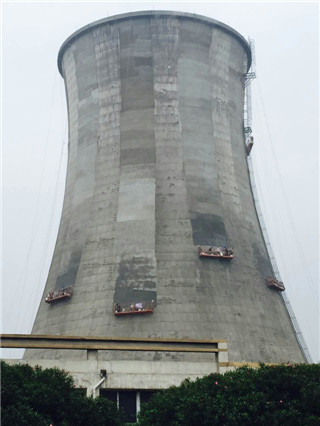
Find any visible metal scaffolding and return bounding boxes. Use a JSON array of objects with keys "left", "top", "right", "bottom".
[{"left": 244, "top": 38, "right": 256, "bottom": 139}]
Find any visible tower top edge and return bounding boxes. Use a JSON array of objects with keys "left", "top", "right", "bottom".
[{"left": 57, "top": 10, "right": 252, "bottom": 75}]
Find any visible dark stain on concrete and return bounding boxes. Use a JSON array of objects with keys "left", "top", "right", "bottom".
[
  {"left": 252, "top": 243, "right": 273, "bottom": 277},
  {"left": 114, "top": 288, "right": 156, "bottom": 305},
  {"left": 134, "top": 56, "right": 153, "bottom": 67},
  {"left": 56, "top": 250, "right": 82, "bottom": 289},
  {"left": 190, "top": 212, "right": 227, "bottom": 246},
  {"left": 114, "top": 256, "right": 157, "bottom": 305}
]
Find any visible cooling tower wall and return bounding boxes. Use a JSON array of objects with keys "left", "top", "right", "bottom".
[{"left": 27, "top": 11, "right": 305, "bottom": 364}]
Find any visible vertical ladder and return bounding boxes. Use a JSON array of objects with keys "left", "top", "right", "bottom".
[{"left": 244, "top": 38, "right": 256, "bottom": 141}]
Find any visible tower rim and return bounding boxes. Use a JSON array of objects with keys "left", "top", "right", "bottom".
[{"left": 57, "top": 10, "right": 252, "bottom": 76}]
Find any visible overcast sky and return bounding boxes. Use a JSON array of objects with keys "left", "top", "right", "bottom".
[{"left": 2, "top": 1, "right": 319, "bottom": 362}]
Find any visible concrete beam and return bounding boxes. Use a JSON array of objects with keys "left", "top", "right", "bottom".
[
  {"left": 219, "top": 361, "right": 277, "bottom": 368},
  {"left": 1, "top": 334, "right": 227, "bottom": 353}
]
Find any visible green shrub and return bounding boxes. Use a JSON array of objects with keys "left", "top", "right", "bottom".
[
  {"left": 138, "top": 364, "right": 320, "bottom": 426},
  {"left": 1, "top": 361, "right": 124, "bottom": 426},
  {"left": 3, "top": 361, "right": 319, "bottom": 426}
]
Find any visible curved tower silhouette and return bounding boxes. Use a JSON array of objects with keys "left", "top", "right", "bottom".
[{"left": 26, "top": 11, "right": 305, "bottom": 368}]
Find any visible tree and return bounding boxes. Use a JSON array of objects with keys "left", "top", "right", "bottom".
[
  {"left": 138, "top": 364, "right": 320, "bottom": 426},
  {"left": 1, "top": 361, "right": 124, "bottom": 426}
]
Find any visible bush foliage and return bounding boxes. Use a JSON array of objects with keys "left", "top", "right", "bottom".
[
  {"left": 2, "top": 361, "right": 319, "bottom": 425},
  {"left": 1, "top": 361, "right": 124, "bottom": 426},
  {"left": 138, "top": 364, "right": 320, "bottom": 426}
]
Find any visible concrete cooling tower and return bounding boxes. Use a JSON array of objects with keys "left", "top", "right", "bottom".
[{"left": 25, "top": 11, "right": 305, "bottom": 407}]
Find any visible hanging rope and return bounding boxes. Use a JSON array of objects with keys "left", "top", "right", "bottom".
[
  {"left": 10, "top": 72, "right": 69, "bottom": 362},
  {"left": 11, "top": 72, "right": 58, "bottom": 340},
  {"left": 252, "top": 79, "right": 317, "bottom": 299},
  {"left": 29, "top": 119, "right": 68, "bottom": 329}
]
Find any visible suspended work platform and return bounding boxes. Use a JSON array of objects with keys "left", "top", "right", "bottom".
[
  {"left": 246, "top": 136, "right": 254, "bottom": 156},
  {"left": 198, "top": 246, "right": 234, "bottom": 260},
  {"left": 114, "top": 301, "right": 154, "bottom": 316},
  {"left": 266, "top": 276, "right": 285, "bottom": 291},
  {"left": 45, "top": 287, "right": 73, "bottom": 303}
]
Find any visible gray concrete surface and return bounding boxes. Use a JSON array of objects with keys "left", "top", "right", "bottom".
[
  {"left": 25, "top": 11, "right": 305, "bottom": 370},
  {"left": 5, "top": 356, "right": 220, "bottom": 395}
]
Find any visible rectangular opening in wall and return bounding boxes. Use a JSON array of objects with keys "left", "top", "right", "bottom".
[
  {"left": 100, "top": 389, "right": 118, "bottom": 404},
  {"left": 100, "top": 389, "right": 159, "bottom": 422},
  {"left": 140, "top": 390, "right": 157, "bottom": 405},
  {"left": 119, "top": 391, "right": 136, "bottom": 423}
]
